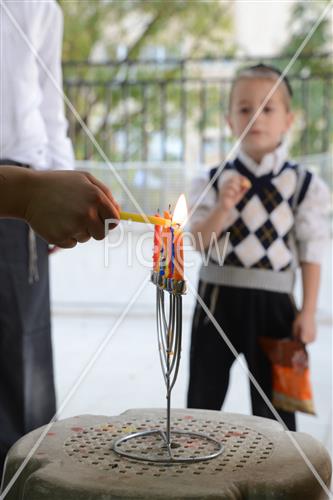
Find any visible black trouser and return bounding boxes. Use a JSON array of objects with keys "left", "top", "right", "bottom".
[
  {"left": 187, "top": 281, "right": 296, "bottom": 431},
  {"left": 0, "top": 162, "right": 56, "bottom": 476}
]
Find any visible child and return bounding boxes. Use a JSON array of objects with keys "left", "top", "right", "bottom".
[{"left": 187, "top": 64, "right": 330, "bottom": 431}]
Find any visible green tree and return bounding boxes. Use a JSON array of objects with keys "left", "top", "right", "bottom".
[
  {"left": 58, "top": 0, "right": 234, "bottom": 161},
  {"left": 60, "top": 1, "right": 234, "bottom": 64},
  {"left": 278, "top": 0, "right": 333, "bottom": 157}
]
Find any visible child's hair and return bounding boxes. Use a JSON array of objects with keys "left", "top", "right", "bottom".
[{"left": 229, "top": 63, "right": 293, "bottom": 111}]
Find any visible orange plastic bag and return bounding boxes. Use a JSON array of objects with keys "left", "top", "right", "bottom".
[{"left": 259, "top": 337, "right": 315, "bottom": 415}]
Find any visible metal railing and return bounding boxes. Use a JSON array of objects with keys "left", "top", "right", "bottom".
[
  {"left": 76, "top": 152, "right": 331, "bottom": 214},
  {"left": 63, "top": 57, "right": 333, "bottom": 166}
]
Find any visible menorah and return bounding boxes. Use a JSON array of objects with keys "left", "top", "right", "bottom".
[{"left": 113, "top": 199, "right": 224, "bottom": 463}]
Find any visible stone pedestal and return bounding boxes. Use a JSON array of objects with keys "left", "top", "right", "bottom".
[{"left": 1, "top": 409, "right": 331, "bottom": 499}]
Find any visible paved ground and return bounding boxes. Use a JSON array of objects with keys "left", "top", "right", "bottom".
[{"left": 50, "top": 232, "right": 332, "bottom": 458}]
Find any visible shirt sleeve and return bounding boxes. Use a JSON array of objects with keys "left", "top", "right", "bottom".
[
  {"left": 37, "top": 2, "right": 74, "bottom": 170},
  {"left": 294, "top": 173, "right": 331, "bottom": 263},
  {"left": 187, "top": 174, "right": 216, "bottom": 230},
  {"left": 187, "top": 169, "right": 240, "bottom": 231}
]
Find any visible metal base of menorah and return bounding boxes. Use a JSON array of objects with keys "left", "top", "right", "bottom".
[{"left": 112, "top": 429, "right": 224, "bottom": 463}]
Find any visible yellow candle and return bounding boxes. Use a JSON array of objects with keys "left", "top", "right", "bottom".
[{"left": 120, "top": 211, "right": 171, "bottom": 227}]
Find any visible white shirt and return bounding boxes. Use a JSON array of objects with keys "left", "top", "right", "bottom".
[
  {"left": 0, "top": 0, "right": 74, "bottom": 170},
  {"left": 189, "top": 144, "right": 330, "bottom": 264}
]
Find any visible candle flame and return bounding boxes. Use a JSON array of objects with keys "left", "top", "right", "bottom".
[{"left": 172, "top": 194, "right": 187, "bottom": 227}]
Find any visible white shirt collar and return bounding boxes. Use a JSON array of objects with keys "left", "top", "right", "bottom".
[{"left": 237, "top": 141, "right": 289, "bottom": 177}]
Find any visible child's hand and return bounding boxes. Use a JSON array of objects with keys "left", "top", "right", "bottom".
[
  {"left": 292, "top": 310, "right": 317, "bottom": 344},
  {"left": 218, "top": 175, "right": 251, "bottom": 211}
]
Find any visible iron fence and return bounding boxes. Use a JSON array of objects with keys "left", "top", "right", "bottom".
[
  {"left": 75, "top": 152, "right": 331, "bottom": 214},
  {"left": 63, "top": 57, "right": 333, "bottom": 167}
]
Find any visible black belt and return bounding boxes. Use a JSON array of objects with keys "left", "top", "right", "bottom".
[{"left": 0, "top": 159, "right": 30, "bottom": 168}]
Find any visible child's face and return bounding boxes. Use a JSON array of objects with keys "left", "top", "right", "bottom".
[{"left": 228, "top": 78, "right": 293, "bottom": 162}]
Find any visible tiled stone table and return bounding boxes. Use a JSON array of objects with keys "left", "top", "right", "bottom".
[{"left": 1, "top": 409, "right": 331, "bottom": 499}]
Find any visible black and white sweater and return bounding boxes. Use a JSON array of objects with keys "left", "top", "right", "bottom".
[{"left": 189, "top": 144, "right": 330, "bottom": 293}]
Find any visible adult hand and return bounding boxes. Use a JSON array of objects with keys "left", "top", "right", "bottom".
[
  {"left": 24, "top": 170, "right": 120, "bottom": 248},
  {"left": 218, "top": 174, "right": 251, "bottom": 212},
  {"left": 292, "top": 310, "right": 317, "bottom": 344}
]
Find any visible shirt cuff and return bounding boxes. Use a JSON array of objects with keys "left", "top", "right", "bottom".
[{"left": 298, "top": 239, "right": 328, "bottom": 264}]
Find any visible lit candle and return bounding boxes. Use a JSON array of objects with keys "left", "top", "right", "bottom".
[
  {"left": 173, "top": 227, "right": 184, "bottom": 281},
  {"left": 172, "top": 195, "right": 187, "bottom": 282},
  {"left": 153, "top": 213, "right": 162, "bottom": 273},
  {"left": 169, "top": 226, "right": 175, "bottom": 279},
  {"left": 163, "top": 210, "right": 172, "bottom": 279}
]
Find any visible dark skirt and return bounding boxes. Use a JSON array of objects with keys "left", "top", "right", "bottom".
[
  {"left": 0, "top": 219, "right": 56, "bottom": 472},
  {"left": 187, "top": 281, "right": 296, "bottom": 431}
]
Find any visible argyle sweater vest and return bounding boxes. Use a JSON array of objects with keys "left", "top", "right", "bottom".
[{"left": 209, "top": 159, "right": 312, "bottom": 272}]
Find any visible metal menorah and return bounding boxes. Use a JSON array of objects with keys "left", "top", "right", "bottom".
[{"left": 112, "top": 272, "right": 224, "bottom": 464}]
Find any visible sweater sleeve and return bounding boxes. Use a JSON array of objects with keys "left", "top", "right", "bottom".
[{"left": 294, "top": 173, "right": 331, "bottom": 263}]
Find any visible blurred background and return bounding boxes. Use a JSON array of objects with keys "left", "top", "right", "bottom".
[{"left": 52, "top": 0, "right": 332, "bottom": 456}]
